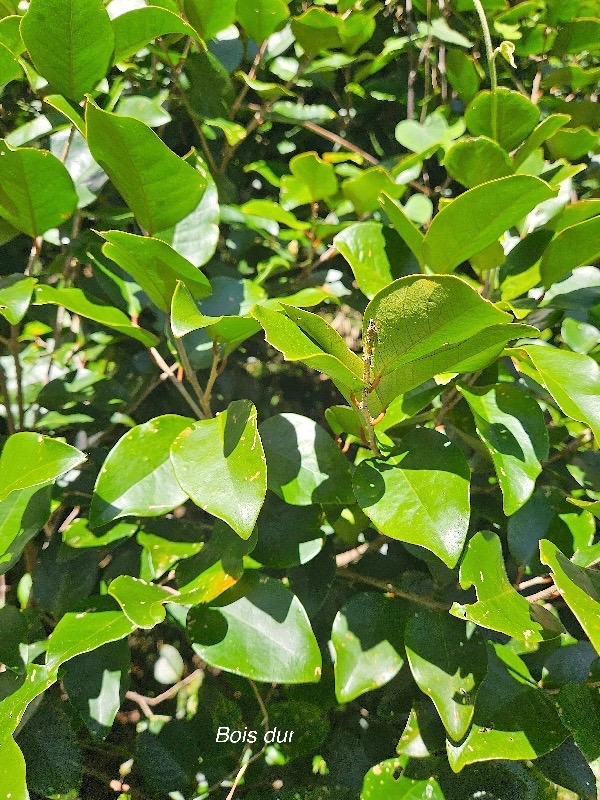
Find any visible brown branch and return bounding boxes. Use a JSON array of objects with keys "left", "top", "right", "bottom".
[
  {"left": 336, "top": 535, "right": 387, "bottom": 568},
  {"left": 149, "top": 346, "right": 204, "bottom": 419},
  {"left": 9, "top": 325, "right": 24, "bottom": 429},
  {"left": 126, "top": 669, "right": 202, "bottom": 718},
  {"left": 0, "top": 362, "right": 16, "bottom": 435},
  {"left": 338, "top": 568, "right": 452, "bottom": 611}
]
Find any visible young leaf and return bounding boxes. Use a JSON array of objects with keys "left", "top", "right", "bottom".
[
  {"left": 34, "top": 284, "right": 158, "bottom": 347},
  {"left": 85, "top": 100, "right": 206, "bottom": 235},
  {"left": 170, "top": 400, "right": 267, "bottom": 539},
  {"left": 259, "top": 413, "right": 354, "bottom": 506},
  {"left": 405, "top": 611, "right": 487, "bottom": 740},
  {"left": 100, "top": 230, "right": 211, "bottom": 312},
  {"left": 108, "top": 576, "right": 174, "bottom": 628},
  {"left": 450, "top": 531, "right": 565, "bottom": 642},
  {"left": 21, "top": 0, "right": 114, "bottom": 101},
  {"left": 512, "top": 113, "right": 570, "bottom": 168},
  {"left": 352, "top": 428, "right": 470, "bottom": 568},
  {"left": 422, "top": 176, "right": 555, "bottom": 274},
  {"left": 90, "top": 415, "right": 193, "bottom": 527},
  {"left": 0, "top": 275, "right": 37, "bottom": 325},
  {"left": 334, "top": 222, "right": 396, "bottom": 299},
  {"left": 0, "top": 140, "right": 78, "bottom": 236},
  {"left": 514, "top": 345, "right": 600, "bottom": 442},
  {"left": 188, "top": 572, "right": 321, "bottom": 683},
  {"left": 331, "top": 593, "right": 407, "bottom": 703},
  {"left": 459, "top": 384, "right": 549, "bottom": 515},
  {"left": 540, "top": 540, "right": 600, "bottom": 653},
  {"left": 0, "top": 433, "right": 85, "bottom": 502}
]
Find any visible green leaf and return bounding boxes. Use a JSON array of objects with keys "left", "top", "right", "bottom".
[
  {"left": 363, "top": 275, "right": 535, "bottom": 410},
  {"left": 62, "top": 641, "right": 131, "bottom": 739},
  {"left": 540, "top": 216, "right": 600, "bottom": 287},
  {"left": 90, "top": 415, "right": 193, "bottom": 527},
  {"left": 45, "top": 596, "right": 136, "bottom": 671},
  {"left": 188, "top": 572, "right": 322, "bottom": 683},
  {"left": 342, "top": 167, "right": 404, "bottom": 215},
  {"left": 259, "top": 412, "right": 352, "bottom": 507},
  {"left": 251, "top": 493, "right": 323, "bottom": 568},
  {"left": 43, "top": 93, "right": 85, "bottom": 135},
  {"left": 331, "top": 593, "right": 406, "bottom": 703},
  {"left": 450, "top": 531, "right": 565, "bottom": 642},
  {"left": 34, "top": 284, "right": 158, "bottom": 347},
  {"left": 555, "top": 683, "right": 600, "bottom": 763},
  {"left": 238, "top": 0, "right": 289, "bottom": 43},
  {"left": 378, "top": 192, "right": 425, "bottom": 268},
  {"left": 512, "top": 113, "right": 571, "bottom": 168},
  {"left": 422, "top": 176, "right": 555, "bottom": 274},
  {"left": 0, "top": 485, "right": 51, "bottom": 575},
  {"left": 291, "top": 7, "right": 342, "bottom": 56},
  {"left": 0, "top": 433, "right": 85, "bottom": 503},
  {"left": 334, "top": 222, "right": 396, "bottom": 300},
  {"left": 252, "top": 304, "right": 365, "bottom": 395},
  {"left": 63, "top": 518, "right": 136, "bottom": 549},
  {"left": 108, "top": 575, "right": 173, "bottom": 628},
  {"left": 111, "top": 6, "right": 196, "bottom": 62},
  {"left": 280, "top": 151, "right": 338, "bottom": 209},
  {"left": 447, "top": 643, "right": 568, "bottom": 771},
  {"left": 361, "top": 755, "right": 445, "bottom": 799},
  {"left": 21, "top": 0, "right": 114, "bottom": 101},
  {"left": 241, "top": 199, "right": 310, "bottom": 230},
  {"left": 540, "top": 540, "right": 600, "bottom": 654},
  {"left": 0, "top": 737, "right": 28, "bottom": 800},
  {"left": 100, "top": 230, "right": 211, "bottom": 312},
  {"left": 183, "top": 0, "right": 236, "bottom": 40},
  {"left": 185, "top": 50, "right": 235, "bottom": 119},
  {"left": 395, "top": 111, "right": 450, "bottom": 153},
  {"left": 465, "top": 88, "right": 540, "bottom": 151},
  {"left": 0, "top": 40, "right": 21, "bottom": 85},
  {"left": 445, "top": 49, "right": 480, "bottom": 104},
  {"left": 0, "top": 274, "right": 36, "bottom": 325},
  {"left": 85, "top": 100, "right": 206, "bottom": 235},
  {"left": 170, "top": 400, "right": 267, "bottom": 539},
  {"left": 352, "top": 428, "right": 470, "bottom": 568},
  {"left": 405, "top": 611, "right": 487, "bottom": 740},
  {"left": 515, "top": 345, "right": 600, "bottom": 443},
  {"left": 156, "top": 155, "right": 220, "bottom": 268},
  {"left": 444, "top": 137, "right": 514, "bottom": 188},
  {"left": 459, "top": 384, "right": 549, "bottom": 515},
  {"left": 0, "top": 140, "right": 78, "bottom": 236},
  {"left": 170, "top": 280, "right": 220, "bottom": 338}
]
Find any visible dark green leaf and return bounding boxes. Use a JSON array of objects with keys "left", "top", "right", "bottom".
[
  {"left": 111, "top": 6, "right": 196, "bottom": 62},
  {"left": 238, "top": 0, "right": 289, "bottom": 43},
  {"left": 444, "top": 137, "right": 514, "bottom": 188},
  {"left": 465, "top": 88, "right": 540, "bottom": 151}
]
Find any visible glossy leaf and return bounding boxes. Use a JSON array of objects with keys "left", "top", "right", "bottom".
[
  {"left": 0, "top": 433, "right": 85, "bottom": 503},
  {"left": 459, "top": 384, "right": 549, "bottom": 515},
  {"left": 90, "top": 415, "right": 193, "bottom": 527},
  {"left": 183, "top": 0, "right": 236, "bottom": 40},
  {"left": 0, "top": 737, "right": 28, "bottom": 800},
  {"left": 540, "top": 216, "right": 600, "bottom": 287},
  {"left": 450, "top": 531, "right": 565, "bottom": 642},
  {"left": 515, "top": 345, "right": 600, "bottom": 443},
  {"left": 34, "top": 284, "right": 158, "bottom": 346},
  {"left": 280, "top": 151, "right": 337, "bottom": 208},
  {"left": 379, "top": 192, "right": 425, "bottom": 268},
  {"left": 100, "top": 230, "right": 211, "bottom": 312},
  {"left": 0, "top": 485, "right": 51, "bottom": 575},
  {"left": 361, "top": 755, "right": 445, "bottom": 800},
  {"left": 291, "top": 7, "right": 342, "bottom": 56},
  {"left": 353, "top": 428, "right": 470, "bottom": 568},
  {"left": 170, "top": 280, "right": 220, "bottom": 338},
  {"left": 333, "top": 222, "right": 396, "bottom": 299},
  {"left": 111, "top": 6, "right": 196, "bottom": 62},
  {"left": 188, "top": 572, "right": 322, "bottom": 683},
  {"left": 0, "top": 140, "right": 78, "bottom": 236},
  {"left": 171, "top": 400, "right": 267, "bottom": 539},
  {"left": 405, "top": 611, "right": 487, "bottom": 740},
  {"left": 108, "top": 575, "right": 173, "bottom": 628},
  {"left": 422, "top": 176, "right": 555, "bottom": 274},
  {"left": 540, "top": 540, "right": 600, "bottom": 653},
  {"left": 512, "top": 113, "right": 571, "bottom": 168},
  {"left": 21, "top": 0, "right": 114, "bottom": 101},
  {"left": 260, "top": 413, "right": 353, "bottom": 506},
  {"left": 85, "top": 100, "right": 206, "bottom": 235},
  {"left": 331, "top": 593, "right": 407, "bottom": 703},
  {"left": 0, "top": 275, "right": 36, "bottom": 325},
  {"left": 447, "top": 643, "right": 568, "bottom": 771}
]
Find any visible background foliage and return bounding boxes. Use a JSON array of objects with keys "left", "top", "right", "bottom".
[{"left": 0, "top": 0, "right": 599, "bottom": 798}]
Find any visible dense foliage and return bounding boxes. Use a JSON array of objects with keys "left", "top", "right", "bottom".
[{"left": 0, "top": 0, "right": 599, "bottom": 798}]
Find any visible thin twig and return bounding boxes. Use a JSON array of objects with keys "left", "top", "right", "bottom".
[
  {"left": 472, "top": 0, "right": 498, "bottom": 139},
  {"left": 525, "top": 584, "right": 561, "bottom": 603},
  {"left": 202, "top": 343, "right": 221, "bottom": 418},
  {"left": 149, "top": 347, "right": 204, "bottom": 418},
  {"left": 126, "top": 669, "right": 202, "bottom": 718},
  {"left": 338, "top": 568, "right": 452, "bottom": 611},
  {"left": 174, "top": 338, "right": 212, "bottom": 418},
  {"left": 336, "top": 535, "right": 387, "bottom": 568},
  {"left": 301, "top": 121, "right": 378, "bottom": 164},
  {"left": 9, "top": 325, "right": 25, "bottom": 429},
  {"left": 249, "top": 680, "right": 269, "bottom": 729},
  {"left": 0, "top": 362, "right": 16, "bottom": 435}
]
